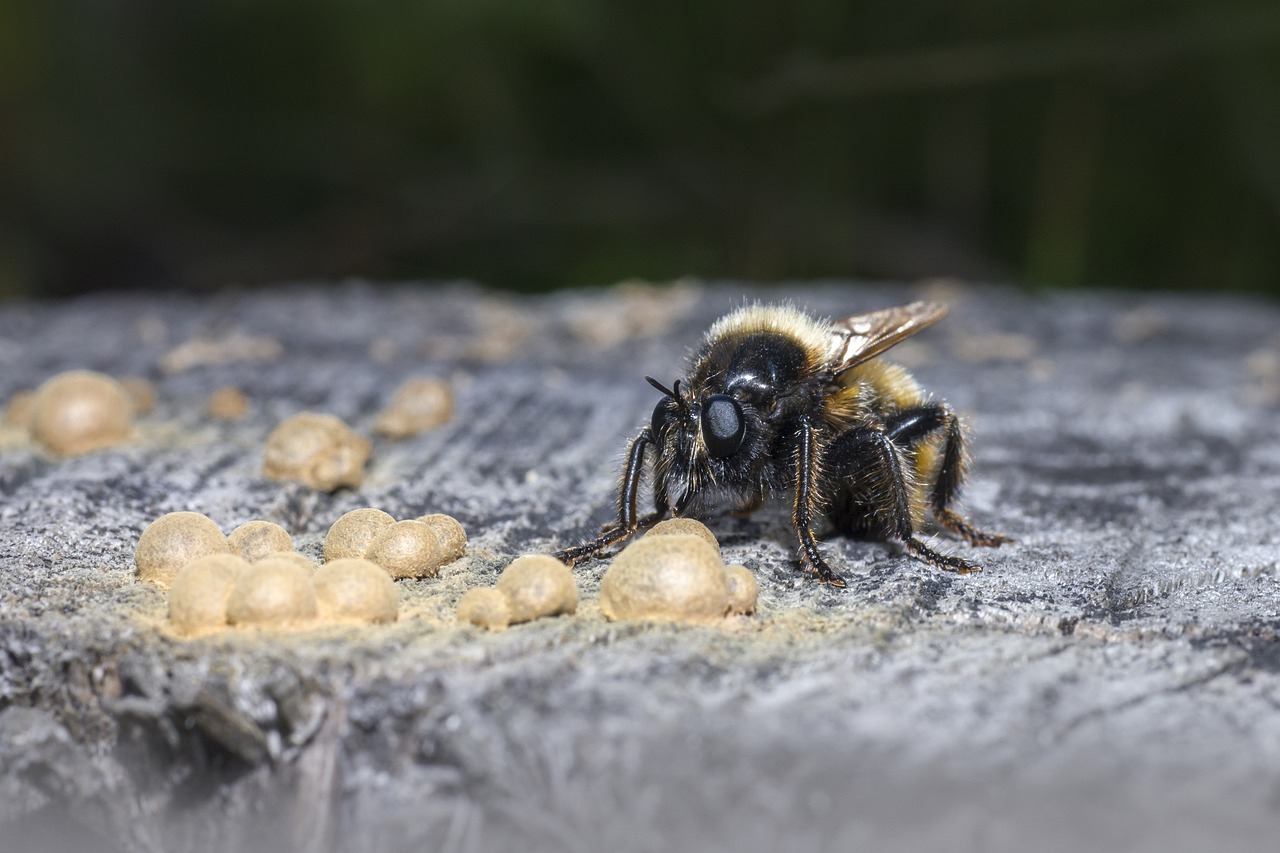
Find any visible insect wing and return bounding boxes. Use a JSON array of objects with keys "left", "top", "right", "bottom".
[{"left": 830, "top": 301, "right": 948, "bottom": 373}]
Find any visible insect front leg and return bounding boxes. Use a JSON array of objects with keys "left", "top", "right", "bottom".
[
  {"left": 555, "top": 427, "right": 656, "bottom": 567},
  {"left": 884, "top": 404, "right": 1010, "bottom": 547},
  {"left": 637, "top": 478, "right": 670, "bottom": 529},
  {"left": 792, "top": 416, "right": 846, "bottom": 588}
]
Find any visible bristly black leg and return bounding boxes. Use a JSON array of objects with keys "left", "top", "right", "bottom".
[
  {"left": 832, "top": 422, "right": 982, "bottom": 575},
  {"left": 832, "top": 424, "right": 915, "bottom": 540},
  {"left": 793, "top": 416, "right": 846, "bottom": 587},
  {"left": 903, "top": 536, "right": 981, "bottom": 574},
  {"left": 884, "top": 405, "right": 947, "bottom": 444},
  {"left": 555, "top": 427, "right": 655, "bottom": 566},
  {"left": 882, "top": 404, "right": 1011, "bottom": 548}
]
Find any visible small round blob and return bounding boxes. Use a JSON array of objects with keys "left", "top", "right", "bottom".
[
  {"left": 323, "top": 508, "right": 396, "bottom": 562},
  {"left": 262, "top": 411, "right": 371, "bottom": 492},
  {"left": 364, "top": 519, "right": 443, "bottom": 579},
  {"left": 644, "top": 517, "right": 721, "bottom": 559},
  {"left": 3, "top": 389, "right": 34, "bottom": 428},
  {"left": 135, "top": 511, "right": 231, "bottom": 587},
  {"left": 228, "top": 520, "right": 294, "bottom": 563},
  {"left": 496, "top": 555, "right": 578, "bottom": 624},
  {"left": 374, "top": 377, "right": 454, "bottom": 439},
  {"left": 119, "top": 376, "right": 157, "bottom": 415},
  {"left": 30, "top": 370, "right": 134, "bottom": 456},
  {"left": 456, "top": 587, "right": 511, "bottom": 631},
  {"left": 206, "top": 385, "right": 249, "bottom": 420},
  {"left": 416, "top": 513, "right": 468, "bottom": 564},
  {"left": 313, "top": 558, "right": 398, "bottom": 623},
  {"left": 724, "top": 565, "right": 758, "bottom": 616},
  {"left": 600, "top": 535, "right": 729, "bottom": 623},
  {"left": 226, "top": 556, "right": 317, "bottom": 626},
  {"left": 168, "top": 554, "right": 249, "bottom": 634},
  {"left": 268, "top": 551, "right": 318, "bottom": 573}
]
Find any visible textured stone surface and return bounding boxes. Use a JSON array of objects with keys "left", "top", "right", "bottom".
[{"left": 2, "top": 281, "right": 1279, "bottom": 852}]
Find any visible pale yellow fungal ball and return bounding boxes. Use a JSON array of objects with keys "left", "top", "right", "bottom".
[
  {"left": 3, "top": 389, "right": 35, "bottom": 428},
  {"left": 262, "top": 411, "right": 371, "bottom": 491},
  {"left": 168, "top": 554, "right": 249, "bottom": 633},
  {"left": 268, "top": 551, "right": 318, "bottom": 573},
  {"left": 226, "top": 556, "right": 317, "bottom": 626},
  {"left": 456, "top": 587, "right": 511, "bottom": 630},
  {"left": 118, "top": 376, "right": 157, "bottom": 415},
  {"left": 496, "top": 555, "right": 578, "bottom": 624},
  {"left": 644, "top": 517, "right": 721, "bottom": 558},
  {"left": 415, "top": 513, "right": 467, "bottom": 564},
  {"left": 135, "top": 511, "right": 230, "bottom": 587},
  {"left": 206, "top": 385, "right": 249, "bottom": 420},
  {"left": 323, "top": 508, "right": 396, "bottom": 562},
  {"left": 30, "top": 370, "right": 134, "bottom": 456},
  {"left": 724, "top": 565, "right": 758, "bottom": 616},
  {"left": 364, "top": 519, "right": 443, "bottom": 579},
  {"left": 228, "top": 520, "right": 294, "bottom": 563},
  {"left": 600, "top": 535, "right": 729, "bottom": 623},
  {"left": 374, "top": 377, "right": 454, "bottom": 439},
  {"left": 313, "top": 558, "right": 399, "bottom": 623}
]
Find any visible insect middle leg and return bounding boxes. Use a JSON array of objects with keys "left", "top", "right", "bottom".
[
  {"left": 884, "top": 404, "right": 1010, "bottom": 547},
  {"left": 555, "top": 427, "right": 660, "bottom": 566},
  {"left": 792, "top": 416, "right": 846, "bottom": 587}
]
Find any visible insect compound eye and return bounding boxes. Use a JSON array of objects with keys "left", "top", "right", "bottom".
[
  {"left": 650, "top": 396, "right": 677, "bottom": 439},
  {"left": 701, "top": 394, "right": 746, "bottom": 459}
]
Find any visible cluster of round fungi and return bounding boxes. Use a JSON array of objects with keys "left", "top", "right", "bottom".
[
  {"left": 457, "top": 555, "right": 579, "bottom": 630},
  {"left": 324, "top": 508, "right": 466, "bottom": 579},
  {"left": 374, "top": 376, "right": 454, "bottom": 439},
  {"left": 205, "top": 385, "right": 249, "bottom": 420},
  {"left": 263, "top": 412, "right": 372, "bottom": 492},
  {"left": 599, "top": 519, "right": 757, "bottom": 623},
  {"left": 261, "top": 379, "right": 455, "bottom": 491},
  {"left": 137, "top": 507, "right": 467, "bottom": 634},
  {"left": 19, "top": 366, "right": 763, "bottom": 634},
  {"left": 458, "top": 518, "right": 756, "bottom": 630},
  {"left": 6, "top": 370, "right": 156, "bottom": 456}
]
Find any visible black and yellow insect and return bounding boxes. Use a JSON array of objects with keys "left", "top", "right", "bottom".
[{"left": 556, "top": 301, "right": 1009, "bottom": 586}]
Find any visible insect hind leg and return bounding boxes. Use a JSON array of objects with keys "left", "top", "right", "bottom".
[
  {"left": 827, "top": 423, "right": 981, "bottom": 574},
  {"left": 884, "top": 404, "right": 1010, "bottom": 548}
]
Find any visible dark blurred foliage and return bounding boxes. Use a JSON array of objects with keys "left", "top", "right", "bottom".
[{"left": 2, "top": 0, "right": 1279, "bottom": 300}]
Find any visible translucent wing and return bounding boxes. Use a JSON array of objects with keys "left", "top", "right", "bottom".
[{"left": 830, "top": 301, "right": 948, "bottom": 373}]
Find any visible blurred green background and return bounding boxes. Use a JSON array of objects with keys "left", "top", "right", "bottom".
[{"left": 2, "top": 0, "right": 1279, "bottom": 300}]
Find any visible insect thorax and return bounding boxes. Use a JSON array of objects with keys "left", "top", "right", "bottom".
[{"left": 691, "top": 328, "right": 825, "bottom": 408}]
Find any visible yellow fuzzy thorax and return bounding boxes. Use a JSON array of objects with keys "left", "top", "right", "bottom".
[{"left": 705, "top": 303, "right": 842, "bottom": 367}]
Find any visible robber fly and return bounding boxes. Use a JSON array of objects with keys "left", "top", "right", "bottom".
[{"left": 555, "top": 302, "right": 1009, "bottom": 586}]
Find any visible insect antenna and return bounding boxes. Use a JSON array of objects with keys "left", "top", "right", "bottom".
[
  {"left": 645, "top": 375, "right": 676, "bottom": 397},
  {"left": 645, "top": 376, "right": 689, "bottom": 411}
]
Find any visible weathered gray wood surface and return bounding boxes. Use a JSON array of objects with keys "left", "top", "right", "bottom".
[{"left": 2, "top": 281, "right": 1279, "bottom": 852}]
